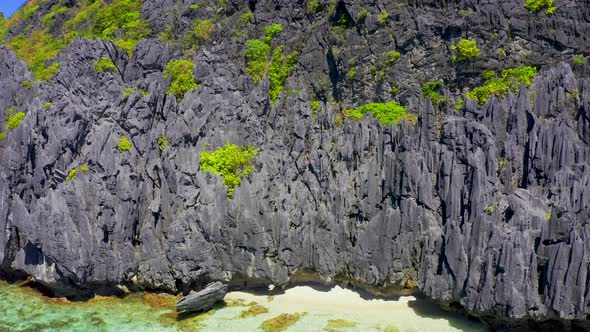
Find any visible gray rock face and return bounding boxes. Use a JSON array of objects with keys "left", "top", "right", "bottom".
[
  {"left": 0, "top": 0, "right": 589, "bottom": 330},
  {"left": 176, "top": 281, "right": 228, "bottom": 313}
]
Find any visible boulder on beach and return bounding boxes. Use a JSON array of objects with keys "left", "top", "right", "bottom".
[{"left": 176, "top": 282, "right": 228, "bottom": 314}]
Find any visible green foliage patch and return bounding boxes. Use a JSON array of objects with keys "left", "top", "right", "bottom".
[
  {"left": 245, "top": 24, "right": 299, "bottom": 104},
  {"left": 421, "top": 81, "right": 449, "bottom": 110},
  {"left": 7, "top": 112, "right": 26, "bottom": 130},
  {"left": 158, "top": 136, "right": 168, "bottom": 151},
  {"left": 67, "top": 168, "right": 78, "bottom": 182},
  {"left": 8, "top": 31, "right": 64, "bottom": 80},
  {"left": 122, "top": 87, "right": 135, "bottom": 97},
  {"left": 94, "top": 57, "right": 117, "bottom": 73},
  {"left": 182, "top": 19, "right": 214, "bottom": 51},
  {"left": 200, "top": 142, "right": 259, "bottom": 198},
  {"left": 451, "top": 39, "right": 481, "bottom": 62},
  {"left": 118, "top": 136, "right": 132, "bottom": 152},
  {"left": 573, "top": 54, "right": 587, "bottom": 65},
  {"left": 346, "top": 101, "right": 414, "bottom": 126},
  {"left": 467, "top": 66, "right": 537, "bottom": 105},
  {"left": 65, "top": 0, "right": 150, "bottom": 55},
  {"left": 163, "top": 59, "right": 198, "bottom": 101},
  {"left": 524, "top": 0, "right": 556, "bottom": 14}
]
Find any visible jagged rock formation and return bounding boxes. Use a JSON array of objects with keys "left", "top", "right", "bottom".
[{"left": 0, "top": 0, "right": 589, "bottom": 330}]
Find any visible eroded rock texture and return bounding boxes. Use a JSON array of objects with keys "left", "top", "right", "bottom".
[{"left": 0, "top": 0, "right": 589, "bottom": 330}]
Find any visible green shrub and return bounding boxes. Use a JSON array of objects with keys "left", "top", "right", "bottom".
[
  {"left": 8, "top": 31, "right": 65, "bottom": 80},
  {"left": 245, "top": 39, "right": 271, "bottom": 84},
  {"left": 81, "top": 164, "right": 89, "bottom": 173},
  {"left": 263, "top": 23, "right": 282, "bottom": 44},
  {"left": 182, "top": 19, "right": 214, "bottom": 51},
  {"left": 67, "top": 168, "right": 78, "bottom": 182},
  {"left": 245, "top": 24, "right": 298, "bottom": 104},
  {"left": 421, "top": 81, "right": 449, "bottom": 110},
  {"left": 385, "top": 51, "right": 401, "bottom": 65},
  {"left": 122, "top": 87, "right": 135, "bottom": 97},
  {"left": 43, "top": 102, "right": 53, "bottom": 109},
  {"left": 118, "top": 137, "right": 132, "bottom": 152},
  {"left": 240, "top": 11, "right": 254, "bottom": 23},
  {"left": 359, "top": 9, "right": 369, "bottom": 18},
  {"left": 483, "top": 205, "right": 494, "bottom": 215},
  {"left": 23, "top": 5, "right": 40, "bottom": 21},
  {"left": 378, "top": 10, "right": 389, "bottom": 24},
  {"left": 451, "top": 39, "right": 481, "bottom": 62},
  {"left": 467, "top": 66, "right": 537, "bottom": 105},
  {"left": 310, "top": 101, "right": 320, "bottom": 120},
  {"left": 544, "top": 212, "right": 551, "bottom": 221},
  {"left": 306, "top": 0, "right": 320, "bottom": 13},
  {"left": 158, "top": 136, "right": 168, "bottom": 151},
  {"left": 200, "top": 142, "right": 260, "bottom": 198},
  {"left": 7, "top": 112, "right": 26, "bottom": 130},
  {"left": 163, "top": 59, "right": 198, "bottom": 101},
  {"left": 64, "top": 0, "right": 150, "bottom": 56},
  {"left": 0, "top": 131, "right": 6, "bottom": 141},
  {"left": 524, "top": 0, "right": 556, "bottom": 14},
  {"left": 573, "top": 54, "right": 587, "bottom": 65},
  {"left": 94, "top": 57, "right": 117, "bottom": 73},
  {"left": 455, "top": 97, "right": 464, "bottom": 111},
  {"left": 21, "top": 80, "right": 33, "bottom": 89},
  {"left": 346, "top": 101, "right": 414, "bottom": 126},
  {"left": 268, "top": 47, "right": 298, "bottom": 103}
]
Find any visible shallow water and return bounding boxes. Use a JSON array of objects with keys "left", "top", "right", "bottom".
[{"left": 0, "top": 281, "right": 486, "bottom": 331}]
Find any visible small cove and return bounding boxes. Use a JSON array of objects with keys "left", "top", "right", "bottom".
[{"left": 0, "top": 281, "right": 486, "bottom": 331}]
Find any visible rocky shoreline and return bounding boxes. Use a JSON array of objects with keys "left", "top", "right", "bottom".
[{"left": 1, "top": 1, "right": 589, "bottom": 331}]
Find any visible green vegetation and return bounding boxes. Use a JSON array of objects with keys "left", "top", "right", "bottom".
[
  {"left": 263, "top": 23, "right": 282, "bottom": 44},
  {"left": 359, "top": 9, "right": 369, "bottom": 19},
  {"left": 8, "top": 31, "right": 64, "bottom": 80},
  {"left": 260, "top": 313, "right": 307, "bottom": 332},
  {"left": 378, "top": 10, "right": 389, "bottom": 24},
  {"left": 67, "top": 168, "right": 78, "bottom": 182},
  {"left": 573, "top": 54, "right": 587, "bottom": 65},
  {"left": 43, "top": 102, "right": 53, "bottom": 109},
  {"left": 122, "top": 87, "right": 135, "bottom": 97},
  {"left": 22, "top": 5, "right": 41, "bottom": 21},
  {"left": 451, "top": 39, "right": 481, "bottom": 62},
  {"left": 81, "top": 164, "right": 89, "bottom": 174},
  {"left": 385, "top": 51, "right": 401, "bottom": 65},
  {"left": 325, "top": 319, "right": 356, "bottom": 331},
  {"left": 21, "top": 80, "right": 33, "bottom": 89},
  {"left": 483, "top": 205, "right": 495, "bottom": 215},
  {"left": 310, "top": 101, "right": 321, "bottom": 120},
  {"left": 118, "top": 137, "right": 132, "bottom": 152},
  {"left": 455, "top": 97, "right": 464, "bottom": 111},
  {"left": 64, "top": 0, "right": 150, "bottom": 55},
  {"left": 182, "top": 19, "right": 214, "bottom": 51},
  {"left": 306, "top": 0, "right": 320, "bottom": 14},
  {"left": 7, "top": 112, "right": 26, "bottom": 130},
  {"left": 240, "top": 11, "right": 254, "bottom": 24},
  {"left": 346, "top": 101, "right": 415, "bottom": 126},
  {"left": 421, "top": 81, "right": 449, "bottom": 110},
  {"left": 200, "top": 142, "right": 259, "bottom": 198},
  {"left": 545, "top": 212, "right": 551, "bottom": 221},
  {"left": 0, "top": 131, "right": 6, "bottom": 141},
  {"left": 94, "top": 57, "right": 117, "bottom": 73},
  {"left": 467, "top": 66, "right": 537, "bottom": 105},
  {"left": 158, "top": 136, "right": 168, "bottom": 151},
  {"left": 524, "top": 0, "right": 556, "bottom": 14},
  {"left": 245, "top": 24, "right": 299, "bottom": 104},
  {"left": 163, "top": 59, "right": 198, "bottom": 101}
]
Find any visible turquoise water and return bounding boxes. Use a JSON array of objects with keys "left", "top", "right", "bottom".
[{"left": 0, "top": 282, "right": 486, "bottom": 331}]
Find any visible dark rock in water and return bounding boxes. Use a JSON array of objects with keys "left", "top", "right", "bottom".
[{"left": 176, "top": 282, "right": 228, "bottom": 313}]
